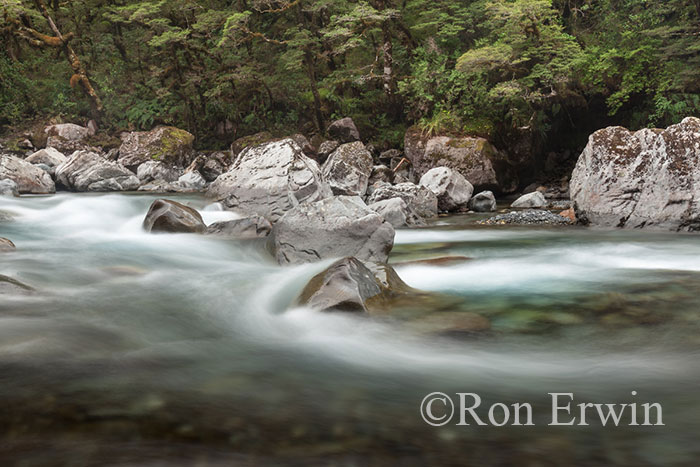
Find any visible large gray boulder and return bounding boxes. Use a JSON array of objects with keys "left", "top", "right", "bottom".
[
  {"left": 366, "top": 182, "right": 438, "bottom": 218},
  {"left": 404, "top": 127, "right": 517, "bottom": 193},
  {"left": 207, "top": 139, "right": 332, "bottom": 222},
  {"left": 368, "top": 197, "right": 424, "bottom": 228},
  {"left": 326, "top": 117, "right": 360, "bottom": 144},
  {"left": 0, "top": 154, "right": 55, "bottom": 194},
  {"left": 419, "top": 167, "right": 473, "bottom": 212},
  {"left": 143, "top": 199, "right": 206, "bottom": 233},
  {"left": 118, "top": 126, "right": 195, "bottom": 170},
  {"left": 206, "top": 215, "right": 272, "bottom": 239},
  {"left": 511, "top": 191, "right": 547, "bottom": 208},
  {"left": 321, "top": 141, "right": 373, "bottom": 197},
  {"left": 269, "top": 196, "right": 395, "bottom": 265},
  {"left": 45, "top": 123, "right": 91, "bottom": 154},
  {"left": 571, "top": 117, "right": 700, "bottom": 231},
  {"left": 298, "top": 257, "right": 411, "bottom": 313},
  {"left": 55, "top": 150, "right": 140, "bottom": 192}
]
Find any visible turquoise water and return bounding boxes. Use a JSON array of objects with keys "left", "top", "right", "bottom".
[{"left": 1, "top": 194, "right": 699, "bottom": 466}]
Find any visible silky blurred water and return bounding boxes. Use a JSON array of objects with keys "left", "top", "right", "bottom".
[{"left": 1, "top": 194, "right": 699, "bottom": 466}]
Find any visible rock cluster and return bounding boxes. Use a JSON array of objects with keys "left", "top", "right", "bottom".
[{"left": 479, "top": 210, "right": 573, "bottom": 226}]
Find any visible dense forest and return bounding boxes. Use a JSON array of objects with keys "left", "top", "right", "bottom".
[{"left": 2, "top": 0, "right": 700, "bottom": 156}]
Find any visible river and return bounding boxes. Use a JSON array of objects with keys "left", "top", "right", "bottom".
[{"left": 1, "top": 193, "right": 699, "bottom": 466}]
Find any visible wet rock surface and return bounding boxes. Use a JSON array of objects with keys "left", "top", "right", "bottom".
[
  {"left": 269, "top": 196, "right": 395, "bottom": 265},
  {"left": 0, "top": 237, "right": 16, "bottom": 252},
  {"left": 142, "top": 199, "right": 206, "bottom": 233}
]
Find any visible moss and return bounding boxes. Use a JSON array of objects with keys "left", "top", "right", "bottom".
[
  {"left": 231, "top": 131, "right": 278, "bottom": 155},
  {"left": 151, "top": 127, "right": 194, "bottom": 161}
]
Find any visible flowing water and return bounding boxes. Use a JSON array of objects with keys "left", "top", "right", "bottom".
[{"left": 1, "top": 194, "right": 699, "bottom": 466}]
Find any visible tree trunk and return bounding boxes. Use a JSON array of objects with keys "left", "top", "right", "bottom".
[
  {"left": 33, "top": 0, "right": 103, "bottom": 118},
  {"left": 305, "top": 52, "right": 324, "bottom": 133},
  {"left": 381, "top": 21, "right": 394, "bottom": 98}
]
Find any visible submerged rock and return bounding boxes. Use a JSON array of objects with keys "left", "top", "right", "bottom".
[
  {"left": 419, "top": 166, "right": 473, "bottom": 212},
  {"left": 207, "top": 139, "right": 331, "bottom": 222},
  {"left": 408, "top": 312, "right": 491, "bottom": 336},
  {"left": 366, "top": 182, "right": 438, "bottom": 218},
  {"left": 368, "top": 197, "right": 424, "bottom": 228},
  {"left": 326, "top": 117, "right": 360, "bottom": 144},
  {"left": 0, "top": 237, "right": 16, "bottom": 252},
  {"left": 0, "top": 274, "right": 34, "bottom": 294},
  {"left": 511, "top": 191, "right": 547, "bottom": 208},
  {"left": 118, "top": 126, "right": 195, "bottom": 170},
  {"left": 395, "top": 256, "right": 472, "bottom": 267},
  {"left": 143, "top": 199, "right": 206, "bottom": 233},
  {"left": 297, "top": 257, "right": 411, "bottom": 313},
  {"left": 206, "top": 216, "right": 272, "bottom": 239},
  {"left": 479, "top": 210, "right": 573, "bottom": 226},
  {"left": 469, "top": 191, "right": 497, "bottom": 212},
  {"left": 56, "top": 150, "right": 140, "bottom": 192},
  {"left": 0, "top": 154, "right": 55, "bottom": 194},
  {"left": 269, "top": 196, "right": 395, "bottom": 265},
  {"left": 321, "top": 141, "right": 373, "bottom": 197},
  {"left": 571, "top": 117, "right": 700, "bottom": 231}
]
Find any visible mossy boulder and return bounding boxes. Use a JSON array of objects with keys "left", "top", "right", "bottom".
[
  {"left": 404, "top": 126, "right": 518, "bottom": 194},
  {"left": 118, "top": 126, "right": 195, "bottom": 171}
]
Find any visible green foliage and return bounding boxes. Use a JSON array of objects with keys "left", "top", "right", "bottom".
[
  {"left": 2, "top": 0, "right": 700, "bottom": 149},
  {"left": 0, "top": 53, "right": 32, "bottom": 124}
]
